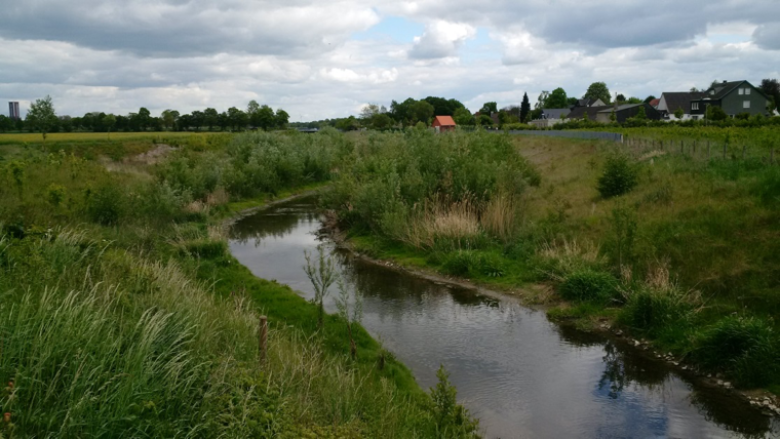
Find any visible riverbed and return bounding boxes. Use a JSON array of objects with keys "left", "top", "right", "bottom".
[{"left": 228, "top": 196, "right": 779, "bottom": 439}]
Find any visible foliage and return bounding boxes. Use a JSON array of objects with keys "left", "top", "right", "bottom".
[
  {"left": 544, "top": 87, "right": 569, "bottom": 109},
  {"left": 584, "top": 82, "right": 611, "bottom": 104},
  {"left": 25, "top": 95, "right": 58, "bottom": 141},
  {"left": 304, "top": 246, "right": 337, "bottom": 329},
  {"left": 558, "top": 269, "right": 618, "bottom": 302},
  {"left": 429, "top": 365, "right": 480, "bottom": 437},
  {"left": 520, "top": 92, "right": 531, "bottom": 123},
  {"left": 597, "top": 153, "right": 639, "bottom": 198},
  {"left": 693, "top": 317, "right": 779, "bottom": 387}
]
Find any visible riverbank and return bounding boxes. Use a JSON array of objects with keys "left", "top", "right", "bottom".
[
  {"left": 0, "top": 131, "right": 478, "bottom": 437},
  {"left": 321, "top": 129, "right": 780, "bottom": 399}
]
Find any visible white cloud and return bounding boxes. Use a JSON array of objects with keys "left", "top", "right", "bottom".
[
  {"left": 409, "top": 20, "right": 476, "bottom": 59},
  {"left": 1, "top": 1, "right": 780, "bottom": 121}
]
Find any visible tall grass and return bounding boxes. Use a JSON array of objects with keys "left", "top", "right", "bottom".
[{"left": 0, "top": 131, "right": 478, "bottom": 437}]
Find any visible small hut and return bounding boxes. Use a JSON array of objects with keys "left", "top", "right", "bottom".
[{"left": 432, "top": 115, "right": 456, "bottom": 133}]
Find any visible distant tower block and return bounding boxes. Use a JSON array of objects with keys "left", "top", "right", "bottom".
[{"left": 8, "top": 102, "right": 20, "bottom": 120}]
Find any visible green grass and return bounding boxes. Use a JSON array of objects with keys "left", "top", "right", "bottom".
[
  {"left": 0, "top": 131, "right": 480, "bottom": 437},
  {"left": 325, "top": 131, "right": 780, "bottom": 392}
]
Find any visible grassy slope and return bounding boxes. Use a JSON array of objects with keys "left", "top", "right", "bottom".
[
  {"left": 0, "top": 133, "right": 476, "bottom": 438},
  {"left": 340, "top": 132, "right": 780, "bottom": 392}
]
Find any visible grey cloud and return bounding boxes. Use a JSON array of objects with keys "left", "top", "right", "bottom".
[
  {"left": 753, "top": 23, "right": 780, "bottom": 50},
  {"left": 0, "top": 0, "right": 378, "bottom": 57}
]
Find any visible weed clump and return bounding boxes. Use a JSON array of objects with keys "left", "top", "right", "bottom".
[
  {"left": 597, "top": 153, "right": 639, "bottom": 198},
  {"left": 693, "top": 316, "right": 779, "bottom": 387},
  {"left": 559, "top": 269, "right": 618, "bottom": 303}
]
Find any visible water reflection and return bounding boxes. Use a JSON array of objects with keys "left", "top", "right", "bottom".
[{"left": 229, "top": 197, "right": 779, "bottom": 439}]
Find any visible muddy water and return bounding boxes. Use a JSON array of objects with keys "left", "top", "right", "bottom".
[{"left": 229, "top": 197, "right": 779, "bottom": 439}]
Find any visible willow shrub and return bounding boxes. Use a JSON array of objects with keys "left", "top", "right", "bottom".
[
  {"left": 156, "top": 130, "right": 345, "bottom": 201},
  {"left": 326, "top": 129, "right": 540, "bottom": 239}
]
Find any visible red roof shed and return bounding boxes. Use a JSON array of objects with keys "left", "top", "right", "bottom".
[{"left": 432, "top": 115, "right": 456, "bottom": 132}]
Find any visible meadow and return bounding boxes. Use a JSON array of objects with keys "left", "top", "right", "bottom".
[
  {"left": 325, "top": 128, "right": 780, "bottom": 392},
  {"left": 0, "top": 130, "right": 478, "bottom": 438}
]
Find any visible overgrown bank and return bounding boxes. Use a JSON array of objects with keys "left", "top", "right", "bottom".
[
  {"left": 0, "top": 131, "right": 478, "bottom": 437},
  {"left": 323, "top": 129, "right": 780, "bottom": 394}
]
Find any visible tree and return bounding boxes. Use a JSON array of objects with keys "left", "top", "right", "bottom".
[
  {"left": 634, "top": 106, "right": 647, "bottom": 120},
  {"left": 616, "top": 94, "right": 626, "bottom": 103},
  {"left": 760, "top": 79, "right": 780, "bottom": 113},
  {"left": 411, "top": 100, "right": 434, "bottom": 125},
  {"left": 422, "top": 96, "right": 465, "bottom": 116},
  {"left": 0, "top": 115, "right": 12, "bottom": 132},
  {"left": 535, "top": 91, "right": 549, "bottom": 110},
  {"left": 479, "top": 102, "right": 498, "bottom": 115},
  {"left": 567, "top": 97, "right": 579, "bottom": 107},
  {"left": 161, "top": 109, "right": 179, "bottom": 131},
  {"left": 26, "top": 95, "right": 58, "bottom": 140},
  {"left": 706, "top": 105, "right": 728, "bottom": 121},
  {"left": 453, "top": 107, "right": 474, "bottom": 126},
  {"left": 359, "top": 103, "right": 383, "bottom": 120},
  {"left": 368, "top": 113, "right": 393, "bottom": 130},
  {"left": 190, "top": 110, "right": 204, "bottom": 131},
  {"left": 520, "top": 92, "right": 531, "bottom": 122},
  {"left": 247, "top": 100, "right": 260, "bottom": 116},
  {"left": 203, "top": 108, "right": 219, "bottom": 131},
  {"left": 253, "top": 105, "right": 276, "bottom": 130},
  {"left": 674, "top": 108, "right": 685, "bottom": 119},
  {"left": 227, "top": 107, "right": 247, "bottom": 131},
  {"left": 103, "top": 114, "right": 116, "bottom": 138},
  {"left": 584, "top": 82, "right": 611, "bottom": 104},
  {"left": 544, "top": 88, "right": 568, "bottom": 108},
  {"left": 274, "top": 108, "right": 290, "bottom": 129}
]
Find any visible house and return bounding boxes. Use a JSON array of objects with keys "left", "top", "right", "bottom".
[
  {"left": 432, "top": 115, "right": 456, "bottom": 132},
  {"left": 595, "top": 103, "right": 661, "bottom": 123},
  {"left": 648, "top": 98, "right": 660, "bottom": 109},
  {"left": 692, "top": 80, "right": 770, "bottom": 118},
  {"left": 657, "top": 92, "right": 704, "bottom": 120},
  {"left": 573, "top": 97, "right": 607, "bottom": 108},
  {"left": 529, "top": 108, "right": 570, "bottom": 128},
  {"left": 566, "top": 105, "right": 612, "bottom": 121}
]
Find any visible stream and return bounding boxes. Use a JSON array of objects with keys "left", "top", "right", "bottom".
[{"left": 228, "top": 196, "right": 779, "bottom": 439}]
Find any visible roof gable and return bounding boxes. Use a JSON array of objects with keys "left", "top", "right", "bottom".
[{"left": 432, "top": 115, "right": 456, "bottom": 126}]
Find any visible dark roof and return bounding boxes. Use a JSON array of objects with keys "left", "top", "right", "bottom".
[
  {"left": 576, "top": 98, "right": 601, "bottom": 107},
  {"left": 660, "top": 92, "right": 704, "bottom": 112},
  {"left": 704, "top": 81, "right": 743, "bottom": 100},
  {"left": 597, "top": 104, "right": 643, "bottom": 113},
  {"left": 567, "top": 105, "right": 611, "bottom": 120},
  {"left": 541, "top": 108, "right": 570, "bottom": 119}
]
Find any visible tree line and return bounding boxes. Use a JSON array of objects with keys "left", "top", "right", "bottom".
[{"left": 0, "top": 96, "right": 290, "bottom": 139}]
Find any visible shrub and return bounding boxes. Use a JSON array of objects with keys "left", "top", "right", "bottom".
[
  {"left": 559, "top": 269, "right": 618, "bottom": 302},
  {"left": 86, "top": 184, "right": 125, "bottom": 225},
  {"left": 442, "top": 250, "right": 477, "bottom": 276},
  {"left": 693, "top": 316, "right": 779, "bottom": 387},
  {"left": 619, "top": 287, "right": 693, "bottom": 336},
  {"left": 597, "top": 154, "right": 639, "bottom": 198}
]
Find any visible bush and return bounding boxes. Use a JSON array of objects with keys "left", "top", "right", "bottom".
[
  {"left": 558, "top": 269, "right": 618, "bottom": 302},
  {"left": 693, "top": 316, "right": 779, "bottom": 387},
  {"left": 619, "top": 287, "right": 693, "bottom": 336},
  {"left": 86, "top": 184, "right": 125, "bottom": 225},
  {"left": 597, "top": 154, "right": 639, "bottom": 198}
]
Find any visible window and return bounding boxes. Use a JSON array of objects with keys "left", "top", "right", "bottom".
[
  {"left": 745, "top": 88, "right": 751, "bottom": 95},
  {"left": 744, "top": 101, "right": 751, "bottom": 109},
  {"left": 739, "top": 88, "right": 744, "bottom": 95},
  {"left": 692, "top": 102, "right": 699, "bottom": 110}
]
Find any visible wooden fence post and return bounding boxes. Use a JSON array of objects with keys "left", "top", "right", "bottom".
[{"left": 259, "top": 315, "right": 268, "bottom": 363}]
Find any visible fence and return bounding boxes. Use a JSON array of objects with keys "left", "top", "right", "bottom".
[
  {"left": 502, "top": 130, "right": 624, "bottom": 142},
  {"left": 623, "top": 136, "right": 777, "bottom": 164}
]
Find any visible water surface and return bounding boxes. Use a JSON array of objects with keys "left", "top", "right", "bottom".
[{"left": 229, "top": 198, "right": 779, "bottom": 439}]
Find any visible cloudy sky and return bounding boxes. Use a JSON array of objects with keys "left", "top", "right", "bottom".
[{"left": 2, "top": 0, "right": 779, "bottom": 121}]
